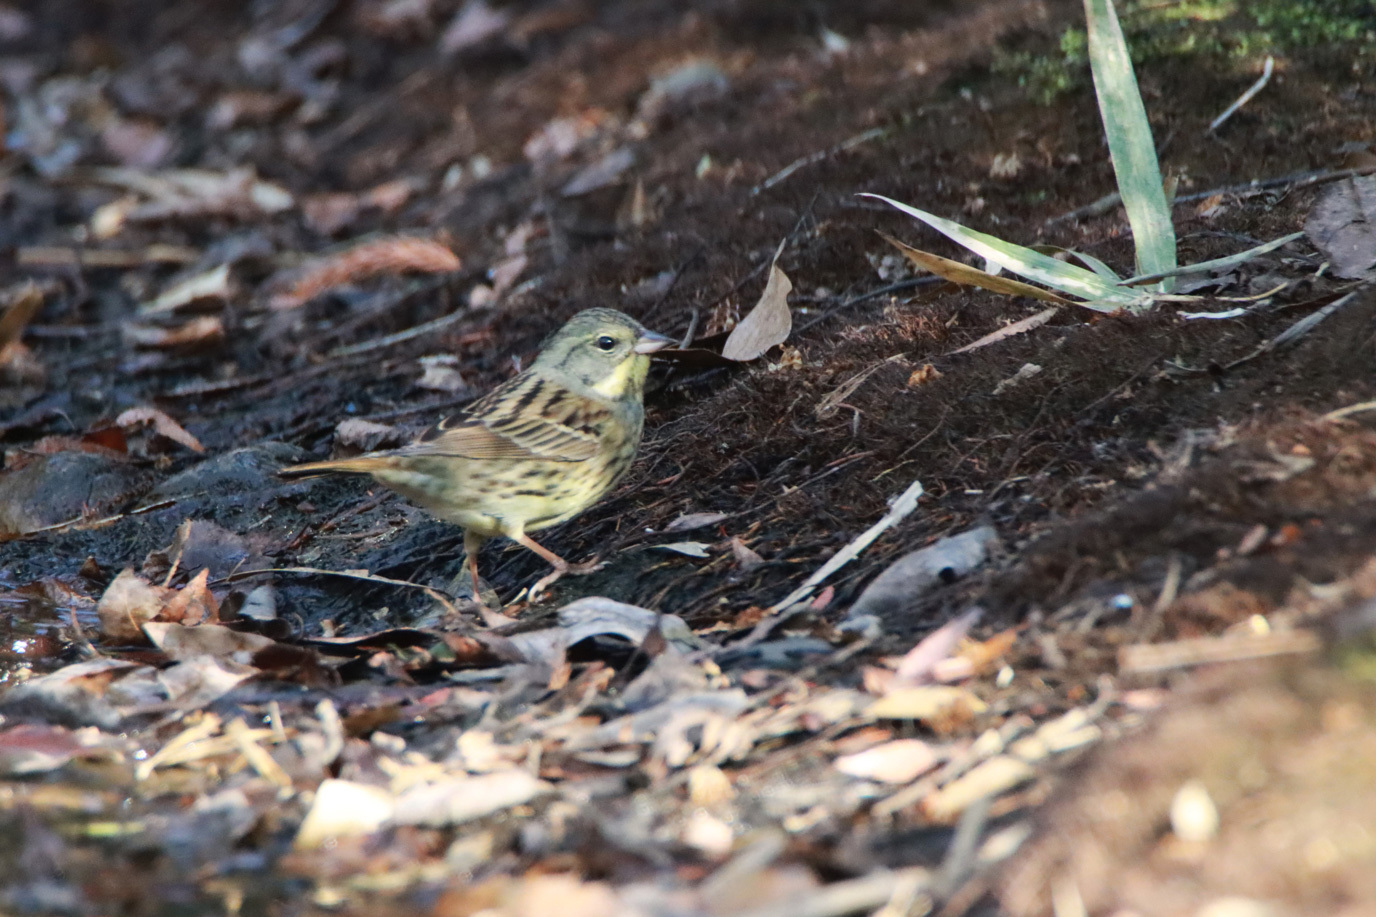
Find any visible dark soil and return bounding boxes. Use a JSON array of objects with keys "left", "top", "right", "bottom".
[{"left": 3, "top": 0, "right": 1376, "bottom": 914}]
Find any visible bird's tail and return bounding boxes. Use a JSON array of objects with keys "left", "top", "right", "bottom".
[{"left": 278, "top": 455, "right": 398, "bottom": 478}]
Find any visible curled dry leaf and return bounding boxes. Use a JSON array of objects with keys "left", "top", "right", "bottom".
[
  {"left": 892, "top": 608, "right": 982, "bottom": 686},
  {"left": 722, "top": 258, "right": 792, "bottom": 361},
  {"left": 139, "top": 263, "right": 232, "bottom": 315},
  {"left": 656, "top": 541, "right": 710, "bottom": 558},
  {"left": 115, "top": 406, "right": 204, "bottom": 452},
  {"left": 123, "top": 315, "right": 226, "bottom": 351},
  {"left": 143, "top": 622, "right": 277, "bottom": 662},
  {"left": 269, "top": 236, "right": 461, "bottom": 310},
  {"left": 921, "top": 755, "right": 1035, "bottom": 822}
]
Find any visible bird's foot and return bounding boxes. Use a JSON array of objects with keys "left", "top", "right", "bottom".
[{"left": 527, "top": 556, "right": 605, "bottom": 603}]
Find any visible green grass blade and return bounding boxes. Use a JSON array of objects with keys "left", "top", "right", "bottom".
[
  {"left": 1084, "top": 0, "right": 1176, "bottom": 289},
  {"left": 863, "top": 193, "right": 1138, "bottom": 306}
]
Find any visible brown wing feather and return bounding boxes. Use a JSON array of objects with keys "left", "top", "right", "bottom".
[{"left": 402, "top": 372, "right": 605, "bottom": 462}]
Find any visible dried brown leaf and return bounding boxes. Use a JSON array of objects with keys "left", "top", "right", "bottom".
[
  {"left": 881, "top": 232, "right": 1070, "bottom": 304},
  {"left": 160, "top": 568, "right": 220, "bottom": 625},
  {"left": 97, "top": 568, "right": 173, "bottom": 643},
  {"left": 115, "top": 406, "right": 204, "bottom": 452},
  {"left": 0, "top": 282, "right": 44, "bottom": 350},
  {"left": 270, "top": 236, "right": 461, "bottom": 310},
  {"left": 722, "top": 259, "right": 792, "bottom": 361}
]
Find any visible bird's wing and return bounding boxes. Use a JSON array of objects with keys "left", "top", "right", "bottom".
[{"left": 403, "top": 373, "right": 604, "bottom": 462}]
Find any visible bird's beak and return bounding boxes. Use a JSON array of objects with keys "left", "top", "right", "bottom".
[{"left": 633, "top": 329, "right": 675, "bottom": 354}]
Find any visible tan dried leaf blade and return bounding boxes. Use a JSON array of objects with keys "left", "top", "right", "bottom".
[
  {"left": 881, "top": 232, "right": 1070, "bottom": 304},
  {"left": 271, "top": 236, "right": 462, "bottom": 310},
  {"left": 722, "top": 262, "right": 792, "bottom": 361}
]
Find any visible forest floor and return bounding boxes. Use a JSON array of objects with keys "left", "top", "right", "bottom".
[{"left": 2, "top": 1, "right": 1376, "bottom": 915}]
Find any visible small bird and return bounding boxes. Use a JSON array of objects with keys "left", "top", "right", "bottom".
[{"left": 281, "top": 308, "right": 673, "bottom": 601}]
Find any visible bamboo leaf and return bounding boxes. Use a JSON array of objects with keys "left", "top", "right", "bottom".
[
  {"left": 1084, "top": 0, "right": 1177, "bottom": 287},
  {"left": 863, "top": 193, "right": 1139, "bottom": 306}
]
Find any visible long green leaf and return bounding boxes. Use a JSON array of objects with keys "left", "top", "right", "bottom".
[
  {"left": 863, "top": 194, "right": 1140, "bottom": 307},
  {"left": 1084, "top": 0, "right": 1176, "bottom": 289},
  {"left": 1123, "top": 231, "right": 1305, "bottom": 286}
]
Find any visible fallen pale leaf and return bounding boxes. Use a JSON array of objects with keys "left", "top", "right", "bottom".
[
  {"left": 294, "top": 779, "right": 396, "bottom": 849},
  {"left": 1305, "top": 176, "right": 1376, "bottom": 279},
  {"left": 722, "top": 258, "right": 792, "bottom": 361},
  {"left": 665, "top": 512, "right": 729, "bottom": 532},
  {"left": 0, "top": 282, "right": 45, "bottom": 350},
  {"left": 97, "top": 569, "right": 173, "bottom": 643},
  {"left": 867, "top": 685, "right": 987, "bottom": 722},
  {"left": 143, "top": 622, "right": 277, "bottom": 661},
  {"left": 892, "top": 608, "right": 982, "bottom": 686},
  {"left": 729, "top": 536, "right": 763, "bottom": 570},
  {"left": 656, "top": 541, "right": 711, "bottom": 558},
  {"left": 834, "top": 738, "right": 940, "bottom": 784}
]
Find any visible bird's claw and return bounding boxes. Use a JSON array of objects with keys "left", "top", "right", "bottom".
[{"left": 527, "top": 557, "right": 605, "bottom": 603}]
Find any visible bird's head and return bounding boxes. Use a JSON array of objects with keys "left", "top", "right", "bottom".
[{"left": 534, "top": 308, "right": 673, "bottom": 400}]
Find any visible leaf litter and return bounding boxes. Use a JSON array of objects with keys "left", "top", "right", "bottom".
[{"left": 3, "top": 1, "right": 1376, "bottom": 915}]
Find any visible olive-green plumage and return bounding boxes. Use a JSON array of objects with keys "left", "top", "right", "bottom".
[{"left": 282, "top": 308, "right": 672, "bottom": 600}]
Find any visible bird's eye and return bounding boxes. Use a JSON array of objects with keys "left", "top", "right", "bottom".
[{"left": 595, "top": 335, "right": 617, "bottom": 351}]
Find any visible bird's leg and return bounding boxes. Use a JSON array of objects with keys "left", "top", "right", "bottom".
[
  {"left": 513, "top": 533, "right": 604, "bottom": 600},
  {"left": 463, "top": 530, "right": 487, "bottom": 602}
]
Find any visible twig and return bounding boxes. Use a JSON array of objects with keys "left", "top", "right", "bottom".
[
  {"left": 795, "top": 277, "right": 941, "bottom": 337},
  {"left": 752, "top": 126, "right": 890, "bottom": 196},
  {"left": 1050, "top": 164, "right": 1376, "bottom": 224},
  {"left": 1167, "top": 286, "right": 1367, "bottom": 374},
  {"left": 1118, "top": 629, "right": 1320, "bottom": 674},
  {"left": 639, "top": 246, "right": 704, "bottom": 324},
  {"left": 328, "top": 308, "right": 470, "bottom": 358},
  {"left": 730, "top": 480, "right": 924, "bottom": 648},
  {"left": 1208, "top": 56, "right": 1274, "bottom": 134},
  {"left": 1325, "top": 399, "right": 1376, "bottom": 421},
  {"left": 1173, "top": 164, "right": 1376, "bottom": 205},
  {"left": 217, "top": 565, "right": 462, "bottom": 620}
]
